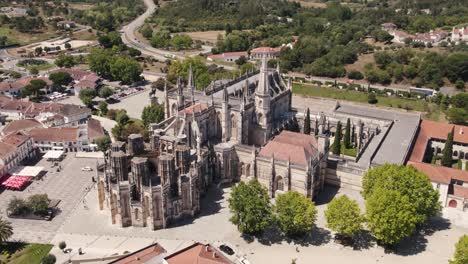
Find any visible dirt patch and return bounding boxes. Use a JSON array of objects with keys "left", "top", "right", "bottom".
[
  {"left": 288, "top": 0, "right": 327, "bottom": 8},
  {"left": 345, "top": 53, "right": 375, "bottom": 73},
  {"left": 177, "top": 31, "right": 225, "bottom": 45},
  {"left": 69, "top": 3, "right": 94, "bottom": 11}
]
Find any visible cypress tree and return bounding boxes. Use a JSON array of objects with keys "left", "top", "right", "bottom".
[
  {"left": 304, "top": 108, "right": 311, "bottom": 135},
  {"left": 332, "top": 121, "right": 342, "bottom": 155},
  {"left": 441, "top": 128, "right": 454, "bottom": 167},
  {"left": 344, "top": 118, "right": 351, "bottom": 149}
]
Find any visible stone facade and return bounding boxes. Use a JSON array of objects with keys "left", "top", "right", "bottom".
[{"left": 98, "top": 58, "right": 331, "bottom": 229}]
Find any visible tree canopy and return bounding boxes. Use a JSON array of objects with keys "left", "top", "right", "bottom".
[
  {"left": 228, "top": 179, "right": 272, "bottom": 235},
  {"left": 450, "top": 235, "right": 468, "bottom": 264},
  {"left": 274, "top": 191, "right": 317, "bottom": 237},
  {"left": 325, "top": 195, "right": 363, "bottom": 239},
  {"left": 363, "top": 164, "right": 440, "bottom": 225}
]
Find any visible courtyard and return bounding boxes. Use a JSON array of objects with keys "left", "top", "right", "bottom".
[
  {"left": 0, "top": 154, "right": 96, "bottom": 243},
  {"left": 44, "top": 182, "right": 466, "bottom": 264}
]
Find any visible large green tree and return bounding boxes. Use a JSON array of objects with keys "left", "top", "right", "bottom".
[
  {"left": 49, "top": 72, "right": 73, "bottom": 87},
  {"left": 228, "top": 179, "right": 272, "bottom": 235},
  {"left": 450, "top": 235, "right": 468, "bottom": 264},
  {"left": 142, "top": 104, "right": 165, "bottom": 128},
  {"left": 110, "top": 57, "right": 142, "bottom": 84},
  {"left": 274, "top": 191, "right": 317, "bottom": 237},
  {"left": 442, "top": 129, "right": 454, "bottom": 167},
  {"left": 0, "top": 217, "right": 13, "bottom": 243},
  {"left": 366, "top": 188, "right": 418, "bottom": 245},
  {"left": 325, "top": 195, "right": 362, "bottom": 239},
  {"left": 304, "top": 108, "right": 311, "bottom": 135},
  {"left": 362, "top": 164, "right": 440, "bottom": 225},
  {"left": 332, "top": 121, "right": 342, "bottom": 155}
]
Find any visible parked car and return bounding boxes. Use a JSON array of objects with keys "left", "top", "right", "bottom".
[
  {"left": 219, "top": 244, "right": 234, "bottom": 255},
  {"left": 81, "top": 166, "right": 93, "bottom": 171}
]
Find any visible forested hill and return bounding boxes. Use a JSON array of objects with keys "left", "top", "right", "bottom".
[{"left": 151, "top": 0, "right": 301, "bottom": 31}]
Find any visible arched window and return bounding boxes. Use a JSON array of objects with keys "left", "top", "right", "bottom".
[
  {"left": 276, "top": 176, "right": 284, "bottom": 191},
  {"left": 448, "top": 199, "right": 457, "bottom": 208}
]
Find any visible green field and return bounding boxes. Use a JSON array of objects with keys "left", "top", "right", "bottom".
[
  {"left": 0, "top": 243, "right": 53, "bottom": 264},
  {"left": 0, "top": 26, "right": 59, "bottom": 46},
  {"left": 292, "top": 83, "right": 429, "bottom": 112}
]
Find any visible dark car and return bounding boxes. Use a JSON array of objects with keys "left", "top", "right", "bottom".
[{"left": 219, "top": 244, "right": 234, "bottom": 255}]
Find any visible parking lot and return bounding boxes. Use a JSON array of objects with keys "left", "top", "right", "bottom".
[{"left": 0, "top": 154, "right": 97, "bottom": 243}]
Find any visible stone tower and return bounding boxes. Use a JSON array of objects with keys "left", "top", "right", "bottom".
[{"left": 255, "top": 57, "right": 271, "bottom": 133}]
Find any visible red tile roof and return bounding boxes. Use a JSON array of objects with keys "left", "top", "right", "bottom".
[
  {"left": 452, "top": 185, "right": 468, "bottom": 199},
  {"left": 0, "top": 141, "right": 16, "bottom": 159},
  {"left": 1, "top": 133, "right": 30, "bottom": 147},
  {"left": 87, "top": 118, "right": 105, "bottom": 140},
  {"left": 409, "top": 120, "right": 468, "bottom": 162},
  {"left": 408, "top": 161, "right": 468, "bottom": 184},
  {"left": 180, "top": 103, "right": 208, "bottom": 115},
  {"left": 0, "top": 77, "right": 52, "bottom": 92},
  {"left": 110, "top": 243, "right": 166, "bottom": 264},
  {"left": 28, "top": 127, "right": 79, "bottom": 142},
  {"left": 251, "top": 46, "right": 281, "bottom": 54},
  {"left": 2, "top": 119, "right": 43, "bottom": 135},
  {"left": 259, "top": 130, "right": 319, "bottom": 167},
  {"left": 165, "top": 243, "right": 232, "bottom": 264}
]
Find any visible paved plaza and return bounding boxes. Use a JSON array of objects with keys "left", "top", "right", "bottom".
[
  {"left": 0, "top": 154, "right": 96, "bottom": 243},
  {"left": 40, "top": 182, "right": 467, "bottom": 264}
]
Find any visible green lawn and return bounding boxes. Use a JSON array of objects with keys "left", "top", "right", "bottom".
[
  {"left": 17, "top": 62, "right": 56, "bottom": 72},
  {"left": 330, "top": 140, "right": 357, "bottom": 157},
  {"left": 292, "top": 83, "right": 429, "bottom": 112},
  {"left": 0, "top": 243, "right": 53, "bottom": 264}
]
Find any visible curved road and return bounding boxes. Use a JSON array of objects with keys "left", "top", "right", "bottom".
[
  {"left": 121, "top": 0, "right": 236, "bottom": 70},
  {"left": 121, "top": 0, "right": 183, "bottom": 61}
]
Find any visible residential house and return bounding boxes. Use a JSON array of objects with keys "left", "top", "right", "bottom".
[
  {"left": 452, "top": 26, "right": 468, "bottom": 43},
  {"left": 56, "top": 20, "right": 76, "bottom": 29},
  {"left": 207, "top": 51, "right": 248, "bottom": 63},
  {"left": 0, "top": 95, "right": 91, "bottom": 125},
  {"left": 0, "top": 77, "right": 53, "bottom": 97},
  {"left": 381, "top": 22, "right": 397, "bottom": 31}
]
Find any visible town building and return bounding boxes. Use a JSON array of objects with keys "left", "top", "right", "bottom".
[
  {"left": 109, "top": 242, "right": 232, "bottom": 264},
  {"left": 381, "top": 22, "right": 397, "bottom": 31},
  {"left": 407, "top": 120, "right": 468, "bottom": 211},
  {"left": 0, "top": 132, "right": 35, "bottom": 178},
  {"left": 0, "top": 95, "right": 91, "bottom": 125},
  {"left": 0, "top": 77, "right": 52, "bottom": 96},
  {"left": 207, "top": 51, "right": 248, "bottom": 63},
  {"left": 98, "top": 58, "right": 330, "bottom": 229},
  {"left": 27, "top": 118, "right": 104, "bottom": 152},
  {"left": 451, "top": 26, "right": 468, "bottom": 43},
  {"left": 49, "top": 68, "right": 101, "bottom": 94}
]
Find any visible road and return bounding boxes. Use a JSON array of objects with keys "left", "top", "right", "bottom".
[
  {"left": 121, "top": 0, "right": 236, "bottom": 70},
  {"left": 121, "top": 0, "right": 182, "bottom": 61}
]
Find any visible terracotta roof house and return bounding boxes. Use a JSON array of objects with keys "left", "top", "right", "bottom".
[
  {"left": 381, "top": 22, "right": 397, "bottom": 31},
  {"left": 2, "top": 118, "right": 43, "bottom": 136},
  {"left": 0, "top": 77, "right": 53, "bottom": 96},
  {"left": 0, "top": 95, "right": 91, "bottom": 126},
  {"left": 407, "top": 120, "right": 468, "bottom": 212},
  {"left": 109, "top": 243, "right": 166, "bottom": 264},
  {"left": 164, "top": 243, "right": 233, "bottom": 264}
]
